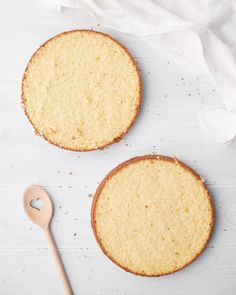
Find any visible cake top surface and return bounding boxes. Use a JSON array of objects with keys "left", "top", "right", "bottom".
[
  {"left": 92, "top": 155, "right": 214, "bottom": 276},
  {"left": 22, "top": 30, "right": 141, "bottom": 151}
]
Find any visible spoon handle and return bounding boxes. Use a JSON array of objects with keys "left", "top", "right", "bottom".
[{"left": 45, "top": 228, "right": 73, "bottom": 295}]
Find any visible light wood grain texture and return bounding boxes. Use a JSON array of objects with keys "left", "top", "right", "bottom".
[
  {"left": 23, "top": 185, "right": 73, "bottom": 294},
  {"left": 0, "top": 1, "right": 236, "bottom": 294}
]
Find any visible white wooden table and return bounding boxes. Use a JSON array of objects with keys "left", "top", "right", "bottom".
[{"left": 1, "top": 1, "right": 236, "bottom": 294}]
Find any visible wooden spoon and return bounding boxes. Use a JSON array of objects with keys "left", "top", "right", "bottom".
[{"left": 23, "top": 185, "right": 73, "bottom": 295}]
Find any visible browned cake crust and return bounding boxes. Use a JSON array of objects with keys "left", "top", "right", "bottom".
[
  {"left": 21, "top": 30, "right": 142, "bottom": 151},
  {"left": 91, "top": 155, "right": 214, "bottom": 276}
]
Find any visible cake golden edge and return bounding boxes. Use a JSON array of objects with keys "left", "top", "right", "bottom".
[
  {"left": 91, "top": 154, "right": 215, "bottom": 276},
  {"left": 21, "top": 29, "right": 142, "bottom": 152}
]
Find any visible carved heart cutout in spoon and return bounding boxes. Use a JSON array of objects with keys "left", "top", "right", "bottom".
[{"left": 30, "top": 198, "right": 44, "bottom": 211}]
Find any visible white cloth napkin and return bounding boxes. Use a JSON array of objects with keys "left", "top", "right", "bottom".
[{"left": 42, "top": 0, "right": 236, "bottom": 143}]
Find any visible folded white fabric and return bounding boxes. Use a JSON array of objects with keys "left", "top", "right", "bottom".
[{"left": 42, "top": 0, "right": 236, "bottom": 143}]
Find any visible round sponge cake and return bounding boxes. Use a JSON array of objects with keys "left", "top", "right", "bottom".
[
  {"left": 91, "top": 155, "right": 214, "bottom": 276},
  {"left": 22, "top": 30, "right": 141, "bottom": 151}
]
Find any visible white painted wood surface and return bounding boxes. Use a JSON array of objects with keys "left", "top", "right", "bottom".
[{"left": 0, "top": 1, "right": 236, "bottom": 294}]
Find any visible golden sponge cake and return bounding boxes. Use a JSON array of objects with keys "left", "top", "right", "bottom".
[
  {"left": 91, "top": 155, "right": 214, "bottom": 276},
  {"left": 22, "top": 30, "right": 141, "bottom": 151}
]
